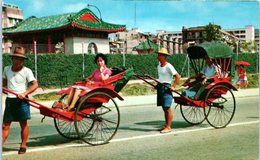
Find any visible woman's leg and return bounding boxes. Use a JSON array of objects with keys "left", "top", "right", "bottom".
[
  {"left": 237, "top": 80, "right": 241, "bottom": 89},
  {"left": 68, "top": 89, "right": 81, "bottom": 110},
  {"left": 67, "top": 88, "right": 75, "bottom": 106}
]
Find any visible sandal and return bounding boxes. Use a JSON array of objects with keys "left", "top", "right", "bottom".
[
  {"left": 53, "top": 102, "right": 68, "bottom": 110},
  {"left": 52, "top": 102, "right": 63, "bottom": 109},
  {"left": 160, "top": 128, "right": 172, "bottom": 133},
  {"left": 68, "top": 107, "right": 76, "bottom": 112},
  {"left": 18, "top": 147, "right": 26, "bottom": 154}
]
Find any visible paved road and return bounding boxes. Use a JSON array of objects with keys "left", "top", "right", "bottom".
[{"left": 2, "top": 94, "right": 259, "bottom": 160}]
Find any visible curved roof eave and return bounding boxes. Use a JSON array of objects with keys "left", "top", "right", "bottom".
[
  {"left": 3, "top": 24, "right": 71, "bottom": 35},
  {"left": 71, "top": 23, "right": 126, "bottom": 33},
  {"left": 4, "top": 23, "right": 126, "bottom": 35}
]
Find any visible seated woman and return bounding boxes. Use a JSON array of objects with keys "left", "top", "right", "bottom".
[
  {"left": 237, "top": 65, "right": 248, "bottom": 89},
  {"left": 182, "top": 55, "right": 220, "bottom": 99},
  {"left": 67, "top": 53, "right": 112, "bottom": 111}
]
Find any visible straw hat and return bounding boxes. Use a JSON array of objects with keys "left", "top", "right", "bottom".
[
  {"left": 10, "top": 47, "right": 27, "bottom": 59},
  {"left": 157, "top": 48, "right": 170, "bottom": 56}
]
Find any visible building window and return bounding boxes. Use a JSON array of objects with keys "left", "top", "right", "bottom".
[
  {"left": 8, "top": 18, "right": 14, "bottom": 24},
  {"left": 88, "top": 42, "right": 97, "bottom": 54}
]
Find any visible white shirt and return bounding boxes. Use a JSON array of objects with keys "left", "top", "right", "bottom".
[
  {"left": 201, "top": 64, "right": 219, "bottom": 77},
  {"left": 3, "top": 66, "right": 36, "bottom": 98},
  {"left": 157, "top": 62, "right": 178, "bottom": 84}
]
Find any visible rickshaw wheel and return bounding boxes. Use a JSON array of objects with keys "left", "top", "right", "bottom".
[
  {"left": 180, "top": 105, "right": 205, "bottom": 125},
  {"left": 203, "top": 84, "right": 236, "bottom": 129},
  {"left": 74, "top": 91, "right": 120, "bottom": 146},
  {"left": 53, "top": 94, "right": 79, "bottom": 140}
]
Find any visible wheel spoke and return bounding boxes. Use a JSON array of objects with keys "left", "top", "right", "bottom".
[
  {"left": 53, "top": 94, "right": 79, "bottom": 140},
  {"left": 180, "top": 105, "right": 205, "bottom": 125}
]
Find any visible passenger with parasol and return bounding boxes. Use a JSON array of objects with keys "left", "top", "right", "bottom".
[{"left": 235, "top": 61, "right": 251, "bottom": 89}]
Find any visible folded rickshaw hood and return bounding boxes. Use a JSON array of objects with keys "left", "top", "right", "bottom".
[{"left": 187, "top": 41, "right": 234, "bottom": 59}]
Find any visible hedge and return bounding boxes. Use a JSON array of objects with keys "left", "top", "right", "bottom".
[{"left": 3, "top": 53, "right": 258, "bottom": 88}]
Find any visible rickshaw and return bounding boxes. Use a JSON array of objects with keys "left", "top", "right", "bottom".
[
  {"left": 136, "top": 41, "right": 237, "bottom": 129},
  {"left": 3, "top": 67, "right": 134, "bottom": 146}
]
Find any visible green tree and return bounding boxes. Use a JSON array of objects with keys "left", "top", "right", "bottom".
[
  {"left": 182, "top": 42, "right": 189, "bottom": 53},
  {"left": 240, "top": 41, "right": 257, "bottom": 53},
  {"left": 202, "top": 23, "right": 222, "bottom": 41}
]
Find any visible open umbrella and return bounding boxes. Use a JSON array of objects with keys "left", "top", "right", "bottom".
[{"left": 234, "top": 61, "right": 251, "bottom": 66}]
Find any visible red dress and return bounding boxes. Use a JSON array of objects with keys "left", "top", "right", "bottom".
[
  {"left": 238, "top": 68, "right": 246, "bottom": 80},
  {"left": 237, "top": 68, "right": 247, "bottom": 86}
]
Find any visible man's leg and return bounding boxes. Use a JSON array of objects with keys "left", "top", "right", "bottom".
[
  {"left": 161, "top": 107, "right": 172, "bottom": 133},
  {"left": 19, "top": 120, "right": 29, "bottom": 148},
  {"left": 2, "top": 122, "right": 11, "bottom": 145}
]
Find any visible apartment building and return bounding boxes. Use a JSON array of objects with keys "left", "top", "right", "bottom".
[
  {"left": 111, "top": 28, "right": 183, "bottom": 54},
  {"left": 110, "top": 28, "right": 147, "bottom": 54},
  {"left": 156, "top": 30, "right": 183, "bottom": 54},
  {"left": 111, "top": 25, "right": 259, "bottom": 54},
  {"left": 224, "top": 25, "right": 259, "bottom": 52},
  {"left": 224, "top": 25, "right": 254, "bottom": 42},
  {"left": 182, "top": 25, "right": 240, "bottom": 45},
  {"left": 2, "top": 3, "right": 23, "bottom": 53},
  {"left": 2, "top": 3, "right": 23, "bottom": 28}
]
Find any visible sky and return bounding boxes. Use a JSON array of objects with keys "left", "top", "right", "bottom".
[{"left": 3, "top": 0, "right": 260, "bottom": 34}]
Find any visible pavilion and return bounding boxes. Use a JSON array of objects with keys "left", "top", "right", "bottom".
[
  {"left": 133, "top": 39, "right": 159, "bottom": 54},
  {"left": 3, "top": 8, "right": 125, "bottom": 54}
]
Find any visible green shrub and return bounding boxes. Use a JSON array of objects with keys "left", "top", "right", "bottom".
[{"left": 3, "top": 53, "right": 258, "bottom": 89}]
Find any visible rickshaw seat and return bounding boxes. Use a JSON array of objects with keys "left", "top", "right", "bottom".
[
  {"left": 103, "top": 67, "right": 134, "bottom": 93},
  {"left": 181, "top": 76, "right": 216, "bottom": 100}
]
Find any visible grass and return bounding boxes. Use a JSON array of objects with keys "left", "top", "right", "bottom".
[
  {"left": 247, "top": 73, "right": 259, "bottom": 88},
  {"left": 33, "top": 91, "right": 61, "bottom": 102},
  {"left": 33, "top": 74, "right": 259, "bottom": 101}
]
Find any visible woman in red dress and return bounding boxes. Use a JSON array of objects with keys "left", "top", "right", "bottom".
[
  {"left": 237, "top": 65, "right": 248, "bottom": 89},
  {"left": 67, "top": 53, "right": 112, "bottom": 111}
]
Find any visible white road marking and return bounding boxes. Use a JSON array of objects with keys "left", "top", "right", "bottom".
[
  {"left": 3, "top": 120, "right": 259, "bottom": 156},
  {"left": 111, "top": 120, "right": 259, "bottom": 142}
]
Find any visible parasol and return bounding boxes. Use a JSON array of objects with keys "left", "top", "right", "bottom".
[{"left": 234, "top": 61, "right": 251, "bottom": 66}]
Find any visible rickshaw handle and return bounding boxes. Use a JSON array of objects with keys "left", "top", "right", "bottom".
[
  {"left": 3, "top": 87, "right": 47, "bottom": 110},
  {"left": 134, "top": 74, "right": 182, "bottom": 96}
]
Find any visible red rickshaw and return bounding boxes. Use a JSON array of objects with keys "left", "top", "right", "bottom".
[
  {"left": 3, "top": 67, "right": 134, "bottom": 146},
  {"left": 136, "top": 42, "right": 237, "bottom": 129}
]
